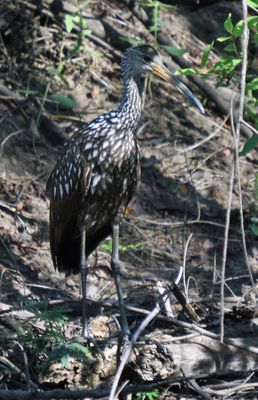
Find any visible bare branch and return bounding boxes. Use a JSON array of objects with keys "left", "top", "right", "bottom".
[{"left": 234, "top": 0, "right": 255, "bottom": 288}]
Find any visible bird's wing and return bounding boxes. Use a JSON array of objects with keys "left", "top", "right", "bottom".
[
  {"left": 46, "top": 147, "right": 92, "bottom": 270},
  {"left": 46, "top": 149, "right": 92, "bottom": 226}
]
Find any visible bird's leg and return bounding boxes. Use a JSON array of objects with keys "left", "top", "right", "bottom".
[
  {"left": 111, "top": 222, "right": 130, "bottom": 336},
  {"left": 80, "top": 227, "right": 88, "bottom": 337}
]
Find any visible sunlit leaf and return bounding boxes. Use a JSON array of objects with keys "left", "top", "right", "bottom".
[
  {"left": 73, "top": 15, "right": 80, "bottom": 24},
  {"left": 224, "top": 13, "right": 233, "bottom": 34},
  {"left": 233, "top": 20, "right": 244, "bottom": 37},
  {"left": 175, "top": 68, "right": 199, "bottom": 75},
  {"left": 211, "top": 57, "right": 241, "bottom": 75},
  {"left": 247, "top": 77, "right": 258, "bottom": 91},
  {"left": 217, "top": 36, "right": 231, "bottom": 42},
  {"left": 64, "top": 14, "right": 74, "bottom": 33},
  {"left": 201, "top": 42, "right": 213, "bottom": 68},
  {"left": 246, "top": 0, "right": 258, "bottom": 7},
  {"left": 247, "top": 16, "right": 258, "bottom": 29}
]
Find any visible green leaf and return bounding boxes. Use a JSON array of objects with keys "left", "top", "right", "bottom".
[
  {"left": 247, "top": 16, "right": 258, "bottom": 29},
  {"left": 240, "top": 133, "right": 258, "bottom": 156},
  {"left": 175, "top": 68, "right": 199, "bottom": 75},
  {"left": 161, "top": 45, "right": 187, "bottom": 57},
  {"left": 64, "top": 14, "right": 74, "bottom": 33},
  {"left": 230, "top": 58, "right": 242, "bottom": 69},
  {"left": 251, "top": 224, "right": 258, "bottom": 236},
  {"left": 100, "top": 239, "right": 145, "bottom": 253},
  {"left": 68, "top": 342, "right": 90, "bottom": 357},
  {"left": 224, "top": 43, "right": 237, "bottom": 53},
  {"left": 247, "top": 77, "right": 258, "bottom": 91},
  {"left": 246, "top": 0, "right": 258, "bottom": 7},
  {"left": 232, "top": 20, "right": 244, "bottom": 37},
  {"left": 100, "top": 239, "right": 112, "bottom": 252},
  {"left": 136, "top": 389, "right": 160, "bottom": 400},
  {"left": 224, "top": 13, "right": 233, "bottom": 34},
  {"left": 216, "top": 36, "right": 231, "bottom": 43},
  {"left": 232, "top": 16, "right": 258, "bottom": 38},
  {"left": 73, "top": 15, "right": 80, "bottom": 24},
  {"left": 61, "top": 353, "right": 70, "bottom": 368},
  {"left": 82, "top": 29, "right": 92, "bottom": 37},
  {"left": 50, "top": 93, "right": 75, "bottom": 109},
  {"left": 211, "top": 57, "right": 241, "bottom": 75},
  {"left": 201, "top": 42, "right": 213, "bottom": 68}
]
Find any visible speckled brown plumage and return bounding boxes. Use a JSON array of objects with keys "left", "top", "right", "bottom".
[
  {"left": 47, "top": 108, "right": 141, "bottom": 273},
  {"left": 46, "top": 45, "right": 204, "bottom": 336}
]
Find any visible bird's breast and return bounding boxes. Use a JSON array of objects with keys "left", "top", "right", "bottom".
[
  {"left": 80, "top": 133, "right": 140, "bottom": 232},
  {"left": 89, "top": 134, "right": 138, "bottom": 195}
]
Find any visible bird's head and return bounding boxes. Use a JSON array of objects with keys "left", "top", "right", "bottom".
[
  {"left": 122, "top": 45, "right": 166, "bottom": 78},
  {"left": 122, "top": 45, "right": 204, "bottom": 114}
]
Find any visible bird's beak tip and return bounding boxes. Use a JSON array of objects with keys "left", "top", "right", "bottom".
[{"left": 171, "top": 75, "right": 205, "bottom": 115}]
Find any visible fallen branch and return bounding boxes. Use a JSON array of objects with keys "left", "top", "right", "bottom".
[{"left": 0, "top": 370, "right": 257, "bottom": 400}]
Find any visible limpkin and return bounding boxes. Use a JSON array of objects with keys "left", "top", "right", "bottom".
[{"left": 47, "top": 45, "right": 204, "bottom": 337}]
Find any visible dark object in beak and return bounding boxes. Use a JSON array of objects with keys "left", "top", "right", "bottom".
[{"left": 152, "top": 63, "right": 205, "bottom": 115}]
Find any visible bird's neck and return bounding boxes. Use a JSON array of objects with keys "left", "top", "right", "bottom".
[{"left": 118, "top": 75, "right": 142, "bottom": 130}]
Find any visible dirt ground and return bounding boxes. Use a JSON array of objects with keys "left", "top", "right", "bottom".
[{"left": 0, "top": 1, "right": 258, "bottom": 399}]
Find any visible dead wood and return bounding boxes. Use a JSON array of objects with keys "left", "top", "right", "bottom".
[
  {"left": 34, "top": 333, "right": 258, "bottom": 393},
  {"left": 132, "top": 334, "right": 258, "bottom": 380}
]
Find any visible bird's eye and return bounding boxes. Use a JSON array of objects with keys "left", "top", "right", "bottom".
[{"left": 143, "top": 53, "right": 153, "bottom": 63}]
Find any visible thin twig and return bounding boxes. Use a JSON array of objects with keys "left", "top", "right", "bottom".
[
  {"left": 16, "top": 343, "right": 34, "bottom": 392},
  {"left": 109, "top": 303, "right": 162, "bottom": 400},
  {"left": 176, "top": 115, "right": 229, "bottom": 155},
  {"left": 181, "top": 367, "right": 213, "bottom": 400},
  {"left": 157, "top": 280, "right": 174, "bottom": 317},
  {"left": 234, "top": 0, "right": 255, "bottom": 288},
  {"left": 129, "top": 216, "right": 227, "bottom": 230},
  {"left": 223, "top": 371, "right": 255, "bottom": 399},
  {"left": 220, "top": 97, "right": 235, "bottom": 343},
  {"left": 182, "top": 233, "right": 193, "bottom": 299},
  {"left": 126, "top": 305, "right": 258, "bottom": 355},
  {"left": 0, "top": 130, "right": 23, "bottom": 157},
  {"left": 0, "top": 356, "right": 38, "bottom": 390},
  {"left": 240, "top": 118, "right": 258, "bottom": 135},
  {"left": 247, "top": 3, "right": 258, "bottom": 13}
]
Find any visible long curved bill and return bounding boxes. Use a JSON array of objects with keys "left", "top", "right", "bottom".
[{"left": 152, "top": 63, "right": 205, "bottom": 115}]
